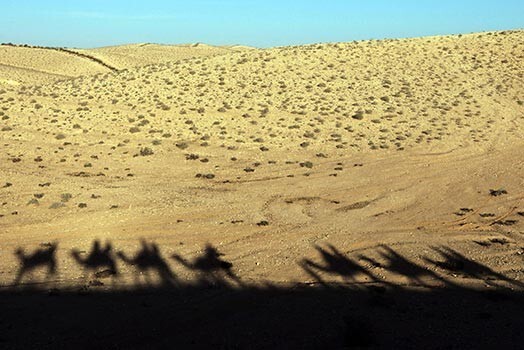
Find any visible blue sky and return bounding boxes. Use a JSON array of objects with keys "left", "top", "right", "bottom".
[{"left": 1, "top": 0, "right": 523, "bottom": 48}]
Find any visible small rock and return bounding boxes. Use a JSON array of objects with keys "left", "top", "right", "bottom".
[{"left": 489, "top": 189, "right": 507, "bottom": 196}]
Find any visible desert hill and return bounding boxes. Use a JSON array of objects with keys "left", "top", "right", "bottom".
[
  {"left": 5, "top": 30, "right": 523, "bottom": 152},
  {"left": 0, "top": 44, "right": 109, "bottom": 85},
  {"left": 73, "top": 42, "right": 251, "bottom": 70},
  {"left": 1, "top": 30, "right": 524, "bottom": 348},
  {"left": 0, "top": 42, "right": 251, "bottom": 85}
]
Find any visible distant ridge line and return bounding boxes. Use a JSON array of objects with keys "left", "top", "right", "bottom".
[
  {"left": 0, "top": 43, "right": 119, "bottom": 72},
  {"left": 55, "top": 48, "right": 119, "bottom": 72}
]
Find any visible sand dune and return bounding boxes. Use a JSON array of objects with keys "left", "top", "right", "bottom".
[
  {"left": 73, "top": 42, "right": 252, "bottom": 70},
  {"left": 0, "top": 45, "right": 109, "bottom": 84},
  {"left": 0, "top": 42, "right": 251, "bottom": 84},
  {"left": 1, "top": 30, "right": 523, "bottom": 348}
]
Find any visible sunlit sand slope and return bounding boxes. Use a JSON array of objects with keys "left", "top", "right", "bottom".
[{"left": 0, "top": 30, "right": 522, "bottom": 291}]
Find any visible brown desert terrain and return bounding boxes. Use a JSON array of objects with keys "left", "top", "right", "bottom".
[{"left": 1, "top": 30, "right": 524, "bottom": 348}]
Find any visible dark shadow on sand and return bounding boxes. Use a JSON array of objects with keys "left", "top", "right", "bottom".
[
  {"left": 71, "top": 240, "right": 118, "bottom": 277},
  {"left": 13, "top": 242, "right": 58, "bottom": 285},
  {"left": 172, "top": 243, "right": 242, "bottom": 286},
  {"left": 3, "top": 240, "right": 524, "bottom": 349},
  {"left": 118, "top": 239, "right": 178, "bottom": 287}
]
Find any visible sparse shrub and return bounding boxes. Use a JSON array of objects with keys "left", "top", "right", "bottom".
[
  {"left": 139, "top": 147, "right": 154, "bottom": 156},
  {"left": 61, "top": 193, "right": 72, "bottom": 202},
  {"left": 300, "top": 161, "right": 314, "bottom": 168},
  {"left": 352, "top": 112, "right": 364, "bottom": 120}
]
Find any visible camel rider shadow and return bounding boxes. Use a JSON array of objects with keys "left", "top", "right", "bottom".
[
  {"left": 118, "top": 239, "right": 178, "bottom": 287},
  {"left": 71, "top": 240, "right": 118, "bottom": 278},
  {"left": 300, "top": 244, "right": 378, "bottom": 285},
  {"left": 172, "top": 244, "right": 242, "bottom": 287}
]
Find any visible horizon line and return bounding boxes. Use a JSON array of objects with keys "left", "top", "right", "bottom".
[{"left": 1, "top": 27, "right": 522, "bottom": 51}]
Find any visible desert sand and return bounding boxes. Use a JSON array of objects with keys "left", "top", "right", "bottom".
[{"left": 1, "top": 30, "right": 524, "bottom": 348}]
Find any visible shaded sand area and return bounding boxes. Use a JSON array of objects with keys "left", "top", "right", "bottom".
[{"left": 0, "top": 30, "right": 524, "bottom": 348}]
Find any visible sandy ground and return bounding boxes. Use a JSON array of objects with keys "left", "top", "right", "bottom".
[{"left": 0, "top": 30, "right": 523, "bottom": 349}]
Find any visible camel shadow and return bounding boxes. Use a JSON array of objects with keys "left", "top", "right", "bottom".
[
  {"left": 374, "top": 245, "right": 444, "bottom": 286},
  {"left": 172, "top": 244, "right": 242, "bottom": 286},
  {"left": 423, "top": 246, "right": 524, "bottom": 288},
  {"left": 118, "top": 239, "right": 178, "bottom": 287},
  {"left": 301, "top": 244, "right": 378, "bottom": 285},
  {"left": 71, "top": 240, "right": 118, "bottom": 277},
  {"left": 13, "top": 242, "right": 58, "bottom": 285}
]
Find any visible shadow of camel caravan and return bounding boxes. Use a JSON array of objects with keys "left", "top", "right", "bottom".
[{"left": 3, "top": 239, "right": 524, "bottom": 348}]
